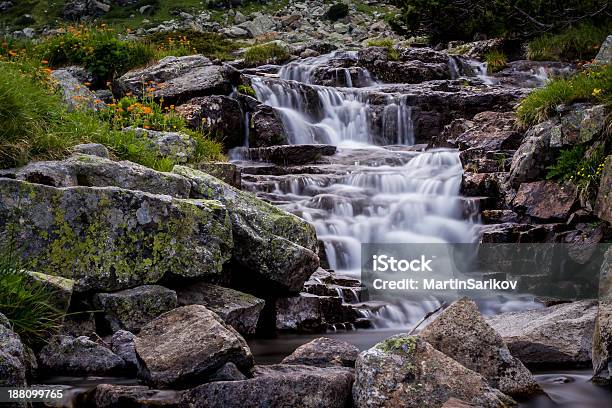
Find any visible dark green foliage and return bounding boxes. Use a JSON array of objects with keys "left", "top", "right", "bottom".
[
  {"left": 326, "top": 3, "right": 350, "bottom": 21},
  {"left": 547, "top": 144, "right": 606, "bottom": 195},
  {"left": 527, "top": 23, "right": 611, "bottom": 61},
  {"left": 390, "top": 0, "right": 610, "bottom": 43}
]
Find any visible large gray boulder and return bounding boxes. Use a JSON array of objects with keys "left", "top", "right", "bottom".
[
  {"left": 275, "top": 292, "right": 357, "bottom": 332},
  {"left": 594, "top": 35, "right": 612, "bottom": 65},
  {"left": 180, "top": 364, "right": 354, "bottom": 408},
  {"left": 595, "top": 155, "right": 612, "bottom": 224},
  {"left": 487, "top": 300, "right": 598, "bottom": 367},
  {"left": 282, "top": 337, "right": 360, "bottom": 368},
  {"left": 37, "top": 335, "right": 125, "bottom": 376},
  {"left": 134, "top": 305, "right": 254, "bottom": 389},
  {"left": 0, "top": 314, "right": 27, "bottom": 386},
  {"left": 172, "top": 166, "right": 319, "bottom": 293},
  {"left": 15, "top": 154, "right": 192, "bottom": 198},
  {"left": 352, "top": 334, "right": 514, "bottom": 408},
  {"left": 94, "top": 285, "right": 178, "bottom": 333},
  {"left": 51, "top": 69, "right": 105, "bottom": 111},
  {"left": 175, "top": 282, "right": 264, "bottom": 336},
  {"left": 420, "top": 298, "right": 542, "bottom": 398},
  {"left": 512, "top": 180, "right": 577, "bottom": 221},
  {"left": 0, "top": 178, "right": 232, "bottom": 292},
  {"left": 88, "top": 384, "right": 182, "bottom": 408},
  {"left": 128, "top": 128, "right": 197, "bottom": 164},
  {"left": 110, "top": 330, "right": 138, "bottom": 370},
  {"left": 114, "top": 55, "right": 239, "bottom": 105},
  {"left": 249, "top": 105, "right": 288, "bottom": 148}
]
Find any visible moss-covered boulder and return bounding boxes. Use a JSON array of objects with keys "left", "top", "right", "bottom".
[
  {"left": 353, "top": 335, "right": 514, "bottom": 408},
  {"left": 0, "top": 179, "right": 233, "bottom": 292},
  {"left": 93, "top": 285, "right": 178, "bottom": 333},
  {"left": 172, "top": 166, "right": 319, "bottom": 293}
]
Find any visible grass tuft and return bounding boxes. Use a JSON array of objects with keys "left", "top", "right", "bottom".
[
  {"left": 244, "top": 42, "right": 289, "bottom": 66},
  {"left": 485, "top": 50, "right": 507, "bottom": 73}
]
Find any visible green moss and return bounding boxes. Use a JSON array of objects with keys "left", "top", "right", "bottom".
[
  {"left": 237, "top": 84, "right": 257, "bottom": 97},
  {"left": 376, "top": 334, "right": 417, "bottom": 354}
]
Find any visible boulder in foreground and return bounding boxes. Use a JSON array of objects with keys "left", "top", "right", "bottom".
[{"left": 282, "top": 337, "right": 360, "bottom": 368}]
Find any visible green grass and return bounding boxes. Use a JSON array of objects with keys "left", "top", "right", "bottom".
[
  {"left": 145, "top": 30, "right": 242, "bottom": 61},
  {"left": 366, "top": 38, "right": 399, "bottom": 61},
  {"left": 0, "top": 243, "right": 64, "bottom": 347},
  {"left": 527, "top": 23, "right": 611, "bottom": 62},
  {"left": 547, "top": 144, "right": 606, "bottom": 197},
  {"left": 244, "top": 42, "right": 289, "bottom": 66},
  {"left": 516, "top": 64, "right": 612, "bottom": 127},
  {"left": 485, "top": 50, "right": 507, "bottom": 74}
]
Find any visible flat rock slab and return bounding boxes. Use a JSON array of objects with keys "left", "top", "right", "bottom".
[
  {"left": 281, "top": 337, "right": 360, "bottom": 368},
  {"left": 240, "top": 145, "right": 337, "bottom": 165},
  {"left": 420, "top": 297, "right": 542, "bottom": 398},
  {"left": 175, "top": 282, "right": 264, "bottom": 336},
  {"left": 94, "top": 285, "right": 178, "bottom": 333},
  {"left": 512, "top": 180, "right": 577, "bottom": 221},
  {"left": 88, "top": 384, "right": 182, "bottom": 408},
  {"left": 0, "top": 179, "right": 232, "bottom": 292},
  {"left": 487, "top": 300, "right": 598, "bottom": 367},
  {"left": 179, "top": 364, "right": 354, "bottom": 408},
  {"left": 135, "top": 305, "right": 253, "bottom": 389}
]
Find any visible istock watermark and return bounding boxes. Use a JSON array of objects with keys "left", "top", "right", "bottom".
[{"left": 361, "top": 243, "right": 610, "bottom": 302}]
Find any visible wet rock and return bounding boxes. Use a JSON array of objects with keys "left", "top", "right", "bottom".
[
  {"left": 176, "top": 96, "right": 245, "bottom": 148},
  {"left": 0, "top": 178, "right": 232, "bottom": 292},
  {"left": 16, "top": 154, "right": 191, "bottom": 197},
  {"left": 275, "top": 293, "right": 358, "bottom": 332},
  {"left": 89, "top": 384, "right": 182, "bottom": 408},
  {"left": 282, "top": 337, "right": 360, "bottom": 368},
  {"left": 460, "top": 172, "right": 505, "bottom": 198},
  {"left": 242, "top": 144, "right": 337, "bottom": 165},
  {"left": 195, "top": 162, "right": 241, "bottom": 189},
  {"left": 110, "top": 330, "right": 138, "bottom": 370},
  {"left": 436, "top": 111, "right": 522, "bottom": 151},
  {"left": 51, "top": 69, "right": 104, "bottom": 111},
  {"left": 508, "top": 120, "right": 558, "bottom": 185},
  {"left": 0, "top": 314, "right": 27, "bottom": 386},
  {"left": 493, "top": 61, "right": 575, "bottom": 88},
  {"left": 128, "top": 128, "right": 197, "bottom": 164},
  {"left": 353, "top": 334, "right": 514, "bottom": 408},
  {"left": 135, "top": 305, "right": 253, "bottom": 389},
  {"left": 478, "top": 223, "right": 550, "bottom": 243},
  {"left": 208, "top": 362, "right": 247, "bottom": 382},
  {"left": 173, "top": 166, "right": 319, "bottom": 293},
  {"left": 249, "top": 105, "right": 288, "bottom": 147},
  {"left": 115, "top": 55, "right": 239, "bottom": 104},
  {"left": 175, "top": 282, "right": 264, "bottom": 336},
  {"left": 420, "top": 298, "right": 542, "bottom": 398},
  {"left": 593, "top": 248, "right": 612, "bottom": 384},
  {"left": 38, "top": 335, "right": 125, "bottom": 376},
  {"left": 94, "top": 285, "right": 178, "bottom": 333},
  {"left": 180, "top": 364, "right": 353, "bottom": 408},
  {"left": 71, "top": 143, "right": 109, "bottom": 158},
  {"left": 594, "top": 35, "right": 612, "bottom": 65},
  {"left": 595, "top": 155, "right": 612, "bottom": 223},
  {"left": 448, "top": 38, "right": 504, "bottom": 60},
  {"left": 512, "top": 180, "right": 577, "bottom": 221},
  {"left": 488, "top": 300, "right": 598, "bottom": 367}
]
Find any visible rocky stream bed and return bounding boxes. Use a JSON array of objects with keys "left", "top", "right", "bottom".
[{"left": 1, "top": 18, "right": 611, "bottom": 408}]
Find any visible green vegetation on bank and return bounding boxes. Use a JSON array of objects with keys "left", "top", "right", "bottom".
[
  {"left": 0, "top": 243, "right": 63, "bottom": 346},
  {"left": 484, "top": 50, "right": 507, "bottom": 73},
  {"left": 144, "top": 30, "right": 242, "bottom": 61},
  {"left": 389, "top": 0, "right": 609, "bottom": 44},
  {"left": 244, "top": 42, "right": 289, "bottom": 65},
  {"left": 527, "top": 23, "right": 611, "bottom": 62},
  {"left": 516, "top": 64, "right": 611, "bottom": 127},
  {"left": 547, "top": 144, "right": 606, "bottom": 197},
  {"left": 366, "top": 38, "right": 400, "bottom": 61}
]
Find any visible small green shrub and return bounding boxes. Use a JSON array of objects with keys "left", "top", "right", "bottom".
[
  {"left": 237, "top": 84, "right": 256, "bottom": 97},
  {"left": 325, "top": 3, "right": 349, "bottom": 21},
  {"left": 244, "top": 42, "right": 289, "bottom": 66},
  {"left": 547, "top": 144, "right": 606, "bottom": 196},
  {"left": 146, "top": 30, "right": 241, "bottom": 61},
  {"left": 0, "top": 243, "right": 64, "bottom": 347},
  {"left": 36, "top": 25, "right": 155, "bottom": 85},
  {"left": 100, "top": 94, "right": 185, "bottom": 133},
  {"left": 366, "top": 38, "right": 399, "bottom": 61},
  {"left": 485, "top": 50, "right": 507, "bottom": 73},
  {"left": 527, "top": 23, "right": 610, "bottom": 62},
  {"left": 517, "top": 65, "right": 612, "bottom": 127}
]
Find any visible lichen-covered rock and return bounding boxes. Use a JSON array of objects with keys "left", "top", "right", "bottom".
[
  {"left": 94, "top": 285, "right": 178, "bottom": 333},
  {"left": 88, "top": 384, "right": 182, "bottom": 408},
  {"left": 420, "top": 298, "right": 542, "bottom": 398},
  {"left": 196, "top": 162, "right": 241, "bottom": 189},
  {"left": 114, "top": 55, "right": 239, "bottom": 104},
  {"left": 50, "top": 68, "right": 105, "bottom": 111},
  {"left": 249, "top": 105, "right": 288, "bottom": 147},
  {"left": 23, "top": 271, "right": 74, "bottom": 315},
  {"left": 71, "top": 143, "right": 109, "bottom": 158},
  {"left": 16, "top": 154, "right": 191, "bottom": 198},
  {"left": 508, "top": 120, "right": 558, "bottom": 185},
  {"left": 0, "top": 179, "right": 232, "bottom": 292},
  {"left": 175, "top": 282, "right": 264, "bottom": 336},
  {"left": 594, "top": 35, "right": 612, "bottom": 65},
  {"left": 37, "top": 335, "right": 125, "bottom": 376},
  {"left": 352, "top": 334, "right": 514, "bottom": 408},
  {"left": 172, "top": 166, "right": 319, "bottom": 293},
  {"left": 512, "top": 180, "right": 577, "bottom": 221},
  {"left": 0, "top": 314, "right": 27, "bottom": 386},
  {"left": 241, "top": 144, "right": 337, "bottom": 165},
  {"left": 282, "top": 337, "right": 360, "bottom": 368},
  {"left": 595, "top": 155, "right": 612, "bottom": 224},
  {"left": 275, "top": 293, "right": 355, "bottom": 332},
  {"left": 128, "top": 128, "right": 197, "bottom": 164},
  {"left": 110, "top": 330, "right": 138, "bottom": 370},
  {"left": 593, "top": 248, "right": 612, "bottom": 384},
  {"left": 176, "top": 96, "right": 245, "bottom": 149},
  {"left": 488, "top": 300, "right": 598, "bottom": 367},
  {"left": 135, "top": 305, "right": 253, "bottom": 389},
  {"left": 180, "top": 364, "right": 354, "bottom": 408}
]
